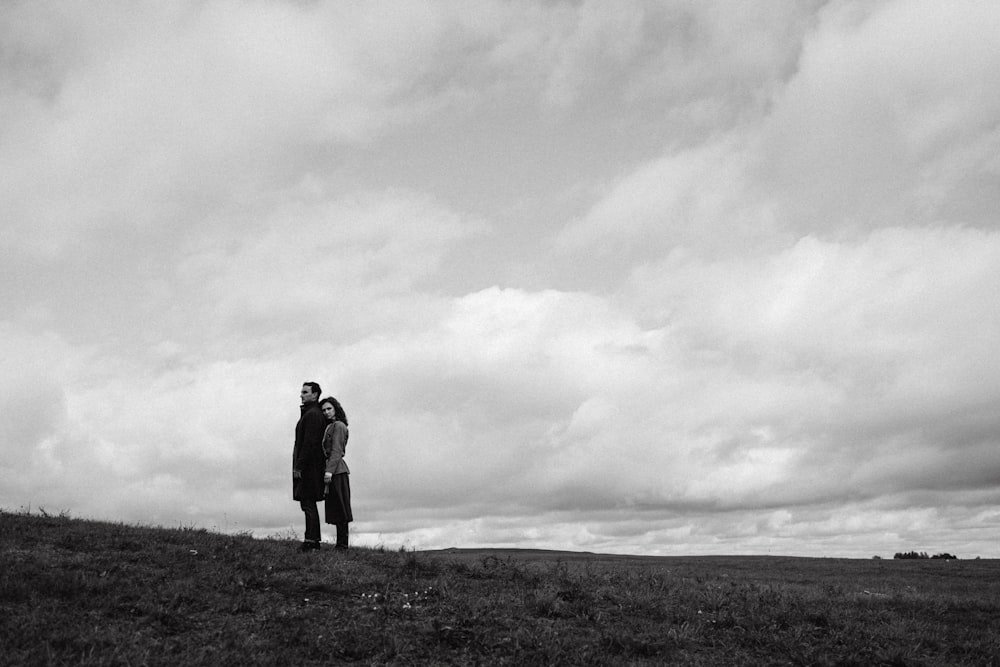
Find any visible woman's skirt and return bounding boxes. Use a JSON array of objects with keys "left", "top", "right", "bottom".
[{"left": 324, "top": 473, "right": 353, "bottom": 525}]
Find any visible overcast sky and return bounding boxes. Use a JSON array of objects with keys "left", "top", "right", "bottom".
[{"left": 3, "top": 0, "right": 999, "bottom": 558}]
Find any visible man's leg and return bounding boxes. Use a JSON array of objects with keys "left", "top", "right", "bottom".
[{"left": 300, "top": 500, "right": 320, "bottom": 547}]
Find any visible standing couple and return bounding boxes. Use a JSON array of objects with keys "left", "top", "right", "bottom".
[{"left": 293, "top": 381, "right": 353, "bottom": 552}]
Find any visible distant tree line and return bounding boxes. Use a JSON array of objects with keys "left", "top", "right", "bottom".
[{"left": 892, "top": 551, "right": 958, "bottom": 560}]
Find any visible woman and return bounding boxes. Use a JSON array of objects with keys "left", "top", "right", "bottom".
[{"left": 320, "top": 396, "right": 353, "bottom": 550}]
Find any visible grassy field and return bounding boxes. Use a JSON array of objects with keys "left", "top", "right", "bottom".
[{"left": 2, "top": 510, "right": 998, "bottom": 665}]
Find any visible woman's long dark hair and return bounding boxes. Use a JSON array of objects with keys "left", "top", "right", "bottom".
[{"left": 319, "top": 396, "right": 348, "bottom": 425}]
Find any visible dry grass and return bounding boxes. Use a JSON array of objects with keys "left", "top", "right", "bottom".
[{"left": 2, "top": 509, "right": 998, "bottom": 665}]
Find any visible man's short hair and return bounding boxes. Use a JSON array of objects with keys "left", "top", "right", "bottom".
[{"left": 303, "top": 381, "right": 322, "bottom": 397}]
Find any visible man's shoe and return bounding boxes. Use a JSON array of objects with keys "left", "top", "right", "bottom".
[{"left": 299, "top": 541, "right": 320, "bottom": 552}]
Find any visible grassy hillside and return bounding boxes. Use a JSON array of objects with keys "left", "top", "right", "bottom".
[{"left": 2, "top": 510, "right": 999, "bottom": 665}]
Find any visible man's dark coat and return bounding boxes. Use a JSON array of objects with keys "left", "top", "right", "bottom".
[{"left": 293, "top": 402, "right": 327, "bottom": 502}]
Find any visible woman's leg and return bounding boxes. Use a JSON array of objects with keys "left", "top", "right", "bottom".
[{"left": 336, "top": 522, "right": 349, "bottom": 549}]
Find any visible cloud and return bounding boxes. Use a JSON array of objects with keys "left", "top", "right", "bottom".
[
  {"left": 554, "top": 134, "right": 764, "bottom": 263},
  {"left": 171, "top": 187, "right": 486, "bottom": 346},
  {"left": 25, "top": 218, "right": 992, "bottom": 552},
  {"left": 555, "top": 0, "right": 1000, "bottom": 273},
  {"left": 0, "top": 326, "right": 74, "bottom": 476},
  {"left": 0, "top": 1, "right": 499, "bottom": 257},
  {"left": 755, "top": 0, "right": 1000, "bottom": 232},
  {"left": 332, "top": 287, "right": 659, "bottom": 509},
  {"left": 3, "top": 0, "right": 1000, "bottom": 557},
  {"left": 621, "top": 226, "right": 1000, "bottom": 504}
]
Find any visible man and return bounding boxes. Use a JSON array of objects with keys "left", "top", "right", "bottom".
[{"left": 293, "top": 381, "right": 327, "bottom": 551}]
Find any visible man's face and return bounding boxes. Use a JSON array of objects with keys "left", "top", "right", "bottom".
[{"left": 300, "top": 385, "right": 318, "bottom": 404}]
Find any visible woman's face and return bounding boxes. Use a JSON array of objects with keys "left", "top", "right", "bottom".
[{"left": 322, "top": 403, "right": 336, "bottom": 420}]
